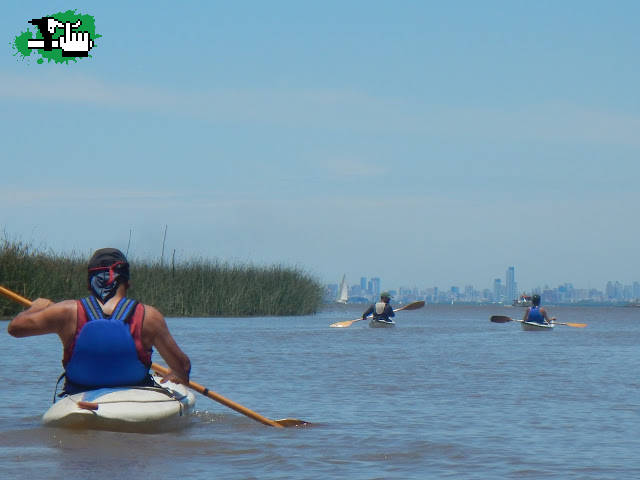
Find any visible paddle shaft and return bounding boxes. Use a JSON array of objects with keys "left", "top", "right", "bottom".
[
  {"left": 151, "top": 363, "right": 284, "bottom": 428},
  {"left": 0, "top": 286, "right": 31, "bottom": 308},
  {"left": 1, "top": 285, "right": 308, "bottom": 427}
]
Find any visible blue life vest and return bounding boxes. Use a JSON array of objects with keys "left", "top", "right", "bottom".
[
  {"left": 65, "top": 296, "right": 149, "bottom": 387},
  {"left": 527, "top": 306, "right": 545, "bottom": 324}
]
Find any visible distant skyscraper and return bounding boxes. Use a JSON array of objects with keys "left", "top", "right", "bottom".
[
  {"left": 506, "top": 266, "right": 516, "bottom": 303},
  {"left": 371, "top": 277, "right": 381, "bottom": 298},
  {"left": 360, "top": 277, "right": 367, "bottom": 291},
  {"left": 493, "top": 278, "right": 502, "bottom": 302}
]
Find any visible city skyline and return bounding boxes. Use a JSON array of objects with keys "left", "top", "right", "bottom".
[{"left": 327, "top": 268, "right": 640, "bottom": 304}]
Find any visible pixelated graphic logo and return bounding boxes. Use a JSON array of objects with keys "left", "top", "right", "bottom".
[{"left": 12, "top": 9, "right": 100, "bottom": 64}]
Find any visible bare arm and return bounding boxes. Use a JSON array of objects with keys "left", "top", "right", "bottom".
[
  {"left": 7, "top": 298, "right": 77, "bottom": 346},
  {"left": 540, "top": 307, "right": 556, "bottom": 322},
  {"left": 523, "top": 307, "right": 530, "bottom": 321},
  {"left": 142, "top": 305, "right": 191, "bottom": 384}
]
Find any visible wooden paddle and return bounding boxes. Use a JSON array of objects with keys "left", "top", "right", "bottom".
[
  {"left": 150, "top": 363, "right": 309, "bottom": 428},
  {"left": 1, "top": 285, "right": 310, "bottom": 428},
  {"left": 490, "top": 314, "right": 586, "bottom": 328},
  {"left": 330, "top": 300, "right": 425, "bottom": 328}
]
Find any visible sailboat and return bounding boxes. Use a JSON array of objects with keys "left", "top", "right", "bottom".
[{"left": 336, "top": 275, "right": 348, "bottom": 304}]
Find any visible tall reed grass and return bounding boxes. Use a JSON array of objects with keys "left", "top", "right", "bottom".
[{"left": 0, "top": 239, "right": 323, "bottom": 317}]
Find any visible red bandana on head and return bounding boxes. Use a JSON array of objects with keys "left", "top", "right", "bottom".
[
  {"left": 88, "top": 262, "right": 127, "bottom": 304},
  {"left": 87, "top": 248, "right": 130, "bottom": 303}
]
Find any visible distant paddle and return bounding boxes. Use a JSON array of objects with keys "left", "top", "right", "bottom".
[
  {"left": 0, "top": 285, "right": 311, "bottom": 428},
  {"left": 330, "top": 300, "right": 425, "bottom": 328},
  {"left": 490, "top": 315, "right": 586, "bottom": 328},
  {"left": 490, "top": 315, "right": 514, "bottom": 323},
  {"left": 551, "top": 322, "right": 587, "bottom": 328}
]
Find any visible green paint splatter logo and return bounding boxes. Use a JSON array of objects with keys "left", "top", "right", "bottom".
[{"left": 12, "top": 10, "right": 100, "bottom": 64}]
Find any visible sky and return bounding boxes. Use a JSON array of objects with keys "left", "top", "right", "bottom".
[{"left": 1, "top": 1, "right": 639, "bottom": 294}]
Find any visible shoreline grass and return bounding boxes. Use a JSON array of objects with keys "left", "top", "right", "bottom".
[{"left": 0, "top": 239, "right": 323, "bottom": 317}]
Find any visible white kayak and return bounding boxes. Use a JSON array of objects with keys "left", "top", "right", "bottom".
[
  {"left": 521, "top": 320, "right": 554, "bottom": 331},
  {"left": 369, "top": 318, "right": 396, "bottom": 328},
  {"left": 42, "top": 376, "right": 196, "bottom": 433}
]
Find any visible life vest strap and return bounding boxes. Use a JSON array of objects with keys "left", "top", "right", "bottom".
[{"left": 80, "top": 296, "right": 138, "bottom": 323}]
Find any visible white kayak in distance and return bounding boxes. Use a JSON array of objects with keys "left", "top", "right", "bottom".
[
  {"left": 369, "top": 318, "right": 396, "bottom": 328},
  {"left": 521, "top": 320, "right": 554, "bottom": 331},
  {"left": 491, "top": 315, "right": 586, "bottom": 330},
  {"left": 42, "top": 375, "right": 196, "bottom": 433}
]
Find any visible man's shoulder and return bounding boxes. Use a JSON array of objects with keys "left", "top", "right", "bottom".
[
  {"left": 59, "top": 299, "right": 79, "bottom": 305},
  {"left": 139, "top": 303, "right": 164, "bottom": 321},
  {"left": 56, "top": 299, "right": 80, "bottom": 312}
]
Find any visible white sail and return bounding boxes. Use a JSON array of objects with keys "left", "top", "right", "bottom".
[{"left": 337, "top": 275, "right": 348, "bottom": 304}]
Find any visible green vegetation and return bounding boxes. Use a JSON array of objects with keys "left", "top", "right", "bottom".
[{"left": 0, "top": 239, "right": 323, "bottom": 317}]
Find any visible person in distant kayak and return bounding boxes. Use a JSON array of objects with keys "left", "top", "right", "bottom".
[
  {"left": 522, "top": 294, "right": 556, "bottom": 325},
  {"left": 7, "top": 248, "right": 191, "bottom": 395},
  {"left": 362, "top": 292, "right": 395, "bottom": 323}
]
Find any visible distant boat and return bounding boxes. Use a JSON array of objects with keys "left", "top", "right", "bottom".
[
  {"left": 513, "top": 294, "right": 532, "bottom": 307},
  {"left": 336, "top": 275, "right": 348, "bottom": 304}
]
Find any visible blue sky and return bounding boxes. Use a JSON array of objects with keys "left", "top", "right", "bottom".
[{"left": 1, "top": 1, "right": 639, "bottom": 293}]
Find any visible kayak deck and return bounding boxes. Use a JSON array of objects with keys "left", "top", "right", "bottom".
[
  {"left": 42, "top": 376, "right": 196, "bottom": 433},
  {"left": 521, "top": 320, "right": 554, "bottom": 331},
  {"left": 369, "top": 319, "right": 396, "bottom": 328}
]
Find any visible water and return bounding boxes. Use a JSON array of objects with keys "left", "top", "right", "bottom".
[{"left": 1, "top": 304, "right": 639, "bottom": 479}]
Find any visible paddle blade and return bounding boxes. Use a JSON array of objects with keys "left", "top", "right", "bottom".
[
  {"left": 562, "top": 322, "right": 587, "bottom": 328},
  {"left": 275, "top": 418, "right": 313, "bottom": 428},
  {"left": 329, "top": 319, "right": 357, "bottom": 328},
  {"left": 400, "top": 300, "right": 425, "bottom": 311},
  {"left": 490, "top": 315, "right": 513, "bottom": 323}
]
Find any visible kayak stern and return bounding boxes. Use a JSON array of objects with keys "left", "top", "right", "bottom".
[{"left": 42, "top": 378, "right": 196, "bottom": 433}]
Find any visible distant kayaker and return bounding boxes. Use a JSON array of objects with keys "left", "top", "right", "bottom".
[
  {"left": 7, "top": 248, "right": 191, "bottom": 395},
  {"left": 523, "top": 294, "right": 556, "bottom": 325},
  {"left": 362, "top": 292, "right": 395, "bottom": 323}
]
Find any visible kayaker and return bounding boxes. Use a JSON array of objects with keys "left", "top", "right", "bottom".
[
  {"left": 7, "top": 247, "right": 191, "bottom": 395},
  {"left": 362, "top": 292, "right": 395, "bottom": 324},
  {"left": 523, "top": 294, "right": 556, "bottom": 325}
]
